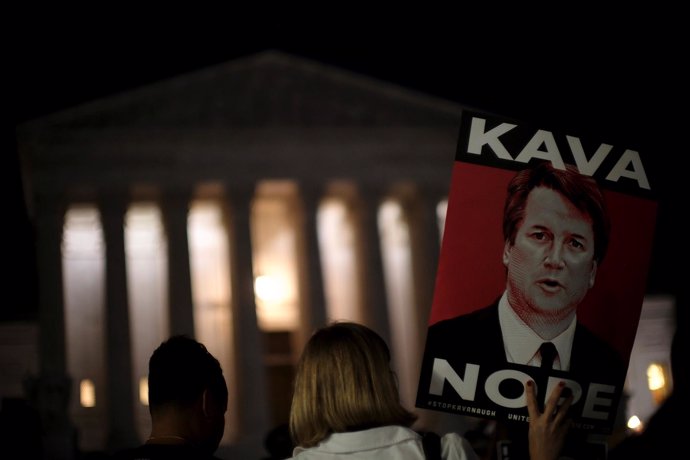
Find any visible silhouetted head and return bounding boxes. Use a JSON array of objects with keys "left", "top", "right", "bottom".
[{"left": 148, "top": 335, "right": 228, "bottom": 455}]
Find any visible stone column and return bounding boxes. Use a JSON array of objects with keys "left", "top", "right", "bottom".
[
  {"left": 294, "top": 184, "right": 328, "bottom": 351},
  {"left": 30, "top": 193, "right": 77, "bottom": 459},
  {"left": 35, "top": 195, "right": 68, "bottom": 378},
  {"left": 223, "top": 186, "right": 270, "bottom": 448},
  {"left": 160, "top": 189, "right": 195, "bottom": 337},
  {"left": 355, "top": 185, "right": 391, "bottom": 346},
  {"left": 100, "top": 193, "right": 138, "bottom": 451},
  {"left": 406, "top": 186, "right": 444, "bottom": 344}
]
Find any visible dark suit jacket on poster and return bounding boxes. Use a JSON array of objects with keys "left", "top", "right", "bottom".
[{"left": 416, "top": 299, "right": 627, "bottom": 432}]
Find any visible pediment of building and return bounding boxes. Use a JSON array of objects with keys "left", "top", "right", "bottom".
[
  {"left": 18, "top": 51, "right": 464, "bottom": 194},
  {"left": 21, "top": 50, "right": 461, "bottom": 130}
]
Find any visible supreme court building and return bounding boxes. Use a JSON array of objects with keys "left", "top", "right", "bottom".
[{"left": 15, "top": 51, "right": 463, "bottom": 457}]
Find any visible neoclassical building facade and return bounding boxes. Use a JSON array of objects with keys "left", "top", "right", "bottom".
[{"left": 16, "top": 51, "right": 467, "bottom": 457}]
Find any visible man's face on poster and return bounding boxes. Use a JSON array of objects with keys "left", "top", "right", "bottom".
[{"left": 503, "top": 186, "right": 598, "bottom": 319}]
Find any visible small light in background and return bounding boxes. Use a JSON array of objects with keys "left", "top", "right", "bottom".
[
  {"left": 627, "top": 415, "right": 643, "bottom": 432},
  {"left": 80, "top": 379, "right": 96, "bottom": 408},
  {"left": 140, "top": 377, "right": 149, "bottom": 406},
  {"left": 647, "top": 363, "right": 666, "bottom": 390},
  {"left": 254, "top": 274, "right": 286, "bottom": 303},
  {"left": 646, "top": 362, "right": 670, "bottom": 404}
]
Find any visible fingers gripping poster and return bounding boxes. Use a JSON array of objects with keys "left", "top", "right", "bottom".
[{"left": 415, "top": 111, "right": 657, "bottom": 434}]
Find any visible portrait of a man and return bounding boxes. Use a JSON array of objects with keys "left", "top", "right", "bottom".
[
  {"left": 416, "top": 112, "right": 658, "bottom": 436},
  {"left": 422, "top": 160, "right": 624, "bottom": 373},
  {"left": 417, "top": 160, "right": 635, "bottom": 431}
]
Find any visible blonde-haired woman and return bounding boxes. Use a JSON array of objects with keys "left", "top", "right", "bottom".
[{"left": 288, "top": 321, "right": 572, "bottom": 459}]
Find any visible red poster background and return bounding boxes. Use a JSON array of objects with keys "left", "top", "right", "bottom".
[{"left": 429, "top": 161, "right": 657, "bottom": 362}]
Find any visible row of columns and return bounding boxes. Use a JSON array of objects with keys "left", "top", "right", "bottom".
[{"left": 31, "top": 182, "right": 445, "bottom": 456}]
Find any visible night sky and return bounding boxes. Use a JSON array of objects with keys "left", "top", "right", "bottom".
[{"left": 7, "top": 18, "right": 685, "bottom": 321}]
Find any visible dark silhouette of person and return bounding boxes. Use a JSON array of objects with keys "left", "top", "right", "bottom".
[
  {"left": 0, "top": 397, "right": 43, "bottom": 460},
  {"left": 114, "top": 335, "right": 228, "bottom": 460},
  {"left": 262, "top": 423, "right": 294, "bottom": 459}
]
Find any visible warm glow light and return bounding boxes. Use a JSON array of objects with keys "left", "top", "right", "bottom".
[
  {"left": 647, "top": 363, "right": 666, "bottom": 391},
  {"left": 139, "top": 377, "right": 149, "bottom": 406},
  {"left": 252, "top": 187, "right": 300, "bottom": 330},
  {"left": 254, "top": 275, "right": 286, "bottom": 302},
  {"left": 627, "top": 415, "right": 643, "bottom": 432},
  {"left": 80, "top": 379, "right": 96, "bottom": 408}
]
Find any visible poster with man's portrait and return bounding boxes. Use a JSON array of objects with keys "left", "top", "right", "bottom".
[{"left": 416, "top": 111, "right": 658, "bottom": 434}]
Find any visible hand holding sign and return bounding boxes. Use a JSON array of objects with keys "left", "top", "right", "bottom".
[{"left": 525, "top": 380, "right": 574, "bottom": 460}]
